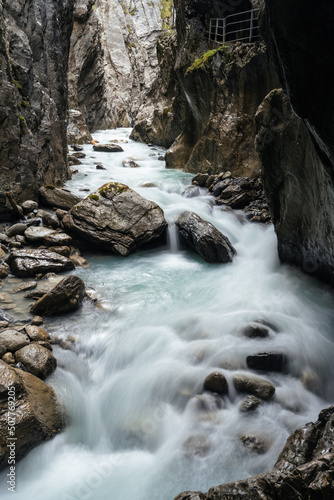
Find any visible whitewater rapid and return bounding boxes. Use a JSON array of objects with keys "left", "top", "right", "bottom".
[{"left": 1, "top": 128, "right": 334, "bottom": 500}]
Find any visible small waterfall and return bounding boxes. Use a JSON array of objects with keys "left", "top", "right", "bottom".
[{"left": 167, "top": 222, "right": 181, "bottom": 253}]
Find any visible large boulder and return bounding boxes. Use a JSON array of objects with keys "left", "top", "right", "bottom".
[
  {"left": 0, "top": 360, "right": 63, "bottom": 471},
  {"left": 175, "top": 211, "right": 235, "bottom": 263},
  {"left": 30, "top": 275, "right": 85, "bottom": 316},
  {"left": 15, "top": 344, "right": 57, "bottom": 379},
  {"left": 62, "top": 182, "right": 168, "bottom": 256},
  {"left": 174, "top": 406, "right": 334, "bottom": 499},
  {"left": 39, "top": 186, "right": 82, "bottom": 210},
  {"left": 6, "top": 249, "right": 74, "bottom": 277}
]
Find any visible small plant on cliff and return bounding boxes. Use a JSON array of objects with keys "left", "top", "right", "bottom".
[{"left": 186, "top": 45, "right": 230, "bottom": 74}]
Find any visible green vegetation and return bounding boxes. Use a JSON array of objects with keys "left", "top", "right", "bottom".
[
  {"left": 99, "top": 182, "right": 129, "bottom": 197},
  {"left": 93, "top": 4, "right": 96, "bottom": 12},
  {"left": 12, "top": 80, "right": 22, "bottom": 91},
  {"left": 88, "top": 194, "right": 99, "bottom": 201},
  {"left": 186, "top": 45, "right": 230, "bottom": 74},
  {"left": 160, "top": 0, "right": 173, "bottom": 19},
  {"left": 163, "top": 106, "right": 171, "bottom": 117},
  {"left": 21, "top": 100, "right": 27, "bottom": 108}
]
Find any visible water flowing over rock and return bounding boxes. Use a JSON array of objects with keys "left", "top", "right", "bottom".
[
  {"left": 0, "top": 360, "right": 63, "bottom": 472},
  {"left": 30, "top": 275, "right": 85, "bottom": 316},
  {"left": 175, "top": 211, "right": 235, "bottom": 263},
  {"left": 62, "top": 182, "right": 168, "bottom": 256},
  {"left": 174, "top": 406, "right": 334, "bottom": 499},
  {"left": 0, "top": 0, "right": 74, "bottom": 207}
]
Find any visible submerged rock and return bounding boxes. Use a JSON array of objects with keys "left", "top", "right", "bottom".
[
  {"left": 0, "top": 360, "right": 63, "bottom": 471},
  {"left": 175, "top": 406, "right": 334, "bottom": 499},
  {"left": 233, "top": 374, "right": 275, "bottom": 401},
  {"left": 122, "top": 160, "right": 140, "bottom": 168},
  {"left": 62, "top": 182, "right": 168, "bottom": 256},
  {"left": 30, "top": 275, "right": 85, "bottom": 316},
  {"left": 175, "top": 211, "right": 235, "bottom": 263},
  {"left": 7, "top": 249, "right": 74, "bottom": 277},
  {"left": 203, "top": 372, "right": 228, "bottom": 396},
  {"left": 246, "top": 352, "right": 288, "bottom": 373}
]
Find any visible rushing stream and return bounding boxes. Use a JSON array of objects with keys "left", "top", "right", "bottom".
[{"left": 2, "top": 128, "right": 334, "bottom": 499}]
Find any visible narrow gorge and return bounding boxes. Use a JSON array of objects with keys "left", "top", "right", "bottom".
[{"left": 0, "top": 0, "right": 334, "bottom": 499}]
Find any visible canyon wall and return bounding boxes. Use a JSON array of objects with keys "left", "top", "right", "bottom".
[{"left": 0, "top": 0, "right": 74, "bottom": 213}]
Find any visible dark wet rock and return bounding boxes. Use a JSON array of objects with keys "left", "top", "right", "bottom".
[
  {"left": 96, "top": 164, "right": 106, "bottom": 170},
  {"left": 30, "top": 275, "right": 85, "bottom": 316},
  {"left": 0, "top": 330, "right": 30, "bottom": 353},
  {"left": 241, "top": 435, "right": 269, "bottom": 455},
  {"left": 11, "top": 281, "right": 37, "bottom": 294},
  {"left": 25, "top": 326, "right": 51, "bottom": 342},
  {"left": 93, "top": 144, "right": 124, "bottom": 153},
  {"left": 0, "top": 266, "right": 8, "bottom": 279},
  {"left": 24, "top": 290, "right": 47, "bottom": 300},
  {"left": 62, "top": 182, "right": 168, "bottom": 256},
  {"left": 36, "top": 210, "right": 61, "bottom": 230},
  {"left": 43, "top": 231, "right": 72, "bottom": 247},
  {"left": 183, "top": 435, "right": 211, "bottom": 458},
  {"left": 36, "top": 341, "right": 53, "bottom": 352},
  {"left": 71, "top": 145, "right": 84, "bottom": 152},
  {"left": 255, "top": 319, "right": 279, "bottom": 333},
  {"left": 48, "top": 246, "right": 71, "bottom": 257},
  {"left": 246, "top": 352, "right": 288, "bottom": 373},
  {"left": 69, "top": 255, "right": 89, "bottom": 268},
  {"left": 7, "top": 249, "right": 74, "bottom": 277},
  {"left": 68, "top": 155, "right": 82, "bottom": 165},
  {"left": 122, "top": 160, "right": 140, "bottom": 168},
  {"left": 191, "top": 173, "right": 209, "bottom": 187},
  {"left": 203, "top": 372, "right": 228, "bottom": 396},
  {"left": 55, "top": 209, "right": 68, "bottom": 221},
  {"left": 242, "top": 324, "right": 270, "bottom": 339},
  {"left": 140, "top": 182, "right": 158, "bottom": 188},
  {"left": 15, "top": 344, "right": 56, "bottom": 379},
  {"left": 233, "top": 374, "right": 275, "bottom": 401},
  {"left": 22, "top": 200, "right": 39, "bottom": 214},
  {"left": 72, "top": 152, "right": 86, "bottom": 159},
  {"left": 31, "top": 316, "right": 44, "bottom": 326},
  {"left": 175, "top": 212, "right": 235, "bottom": 264},
  {"left": 239, "top": 395, "right": 261, "bottom": 413},
  {"left": 39, "top": 186, "right": 82, "bottom": 211},
  {"left": 6, "top": 223, "right": 27, "bottom": 238},
  {"left": 182, "top": 186, "right": 200, "bottom": 198},
  {"left": 0, "top": 310, "right": 13, "bottom": 323}
]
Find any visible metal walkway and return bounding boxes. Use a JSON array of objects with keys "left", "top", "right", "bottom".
[{"left": 208, "top": 8, "right": 260, "bottom": 45}]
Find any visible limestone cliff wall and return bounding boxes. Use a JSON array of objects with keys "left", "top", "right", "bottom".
[
  {"left": 68, "top": 0, "right": 170, "bottom": 142},
  {"left": 132, "top": 0, "right": 279, "bottom": 177},
  {"left": 0, "top": 0, "right": 74, "bottom": 211}
]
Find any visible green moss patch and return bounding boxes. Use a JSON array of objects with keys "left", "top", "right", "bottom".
[
  {"left": 186, "top": 45, "right": 230, "bottom": 74},
  {"left": 99, "top": 182, "right": 129, "bottom": 198},
  {"left": 88, "top": 194, "right": 100, "bottom": 201}
]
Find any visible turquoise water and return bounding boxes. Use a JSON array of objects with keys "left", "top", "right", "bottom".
[{"left": 1, "top": 129, "right": 334, "bottom": 499}]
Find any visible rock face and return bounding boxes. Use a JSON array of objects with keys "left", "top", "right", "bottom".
[
  {"left": 132, "top": 0, "right": 279, "bottom": 177},
  {"left": 67, "top": 0, "right": 170, "bottom": 141},
  {"left": 0, "top": 0, "right": 74, "bottom": 209},
  {"left": 175, "top": 211, "right": 235, "bottom": 263},
  {"left": 30, "top": 275, "right": 85, "bottom": 316},
  {"left": 175, "top": 406, "right": 334, "bottom": 499},
  {"left": 62, "top": 182, "right": 168, "bottom": 255},
  {"left": 0, "top": 360, "right": 63, "bottom": 471},
  {"left": 256, "top": 89, "right": 334, "bottom": 284},
  {"left": 7, "top": 249, "right": 75, "bottom": 277}
]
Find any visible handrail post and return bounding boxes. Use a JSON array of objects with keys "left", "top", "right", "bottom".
[
  {"left": 223, "top": 17, "right": 226, "bottom": 43},
  {"left": 249, "top": 9, "right": 254, "bottom": 42},
  {"left": 215, "top": 18, "right": 218, "bottom": 43},
  {"left": 209, "top": 18, "right": 212, "bottom": 43}
]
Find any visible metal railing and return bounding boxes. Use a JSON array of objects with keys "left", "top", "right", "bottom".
[{"left": 208, "top": 9, "right": 260, "bottom": 44}]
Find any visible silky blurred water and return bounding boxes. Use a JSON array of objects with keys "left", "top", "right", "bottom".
[{"left": 2, "top": 128, "right": 334, "bottom": 499}]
